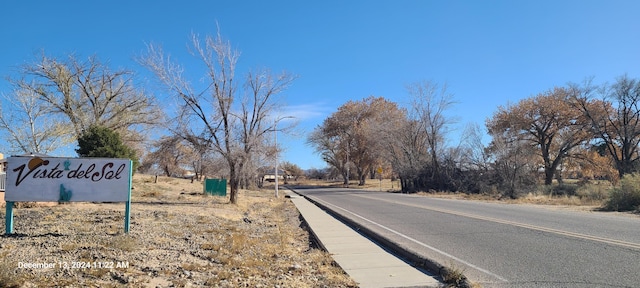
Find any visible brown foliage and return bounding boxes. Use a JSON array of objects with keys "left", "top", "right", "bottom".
[
  {"left": 572, "top": 75, "right": 640, "bottom": 177},
  {"left": 309, "top": 96, "right": 405, "bottom": 185},
  {"left": 487, "top": 87, "right": 591, "bottom": 185}
]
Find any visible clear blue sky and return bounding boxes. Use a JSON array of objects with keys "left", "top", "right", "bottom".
[{"left": 1, "top": 1, "right": 639, "bottom": 169}]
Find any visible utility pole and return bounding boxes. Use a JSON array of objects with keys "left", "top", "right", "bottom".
[{"left": 273, "top": 116, "right": 293, "bottom": 198}]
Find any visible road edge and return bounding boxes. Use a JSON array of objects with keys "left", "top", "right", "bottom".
[{"left": 286, "top": 186, "right": 474, "bottom": 288}]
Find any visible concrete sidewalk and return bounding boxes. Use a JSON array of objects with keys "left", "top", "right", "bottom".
[{"left": 286, "top": 190, "right": 441, "bottom": 288}]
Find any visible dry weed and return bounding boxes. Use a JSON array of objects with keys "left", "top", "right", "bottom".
[
  {"left": 0, "top": 252, "right": 22, "bottom": 288},
  {"left": 1, "top": 175, "right": 357, "bottom": 287}
]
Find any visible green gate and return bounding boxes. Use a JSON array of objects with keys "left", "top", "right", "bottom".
[{"left": 203, "top": 179, "right": 227, "bottom": 196}]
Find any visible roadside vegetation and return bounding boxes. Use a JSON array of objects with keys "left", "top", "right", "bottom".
[
  {"left": 0, "top": 175, "right": 357, "bottom": 287},
  {"left": 306, "top": 77, "right": 640, "bottom": 213},
  {"left": 299, "top": 176, "right": 640, "bottom": 213}
]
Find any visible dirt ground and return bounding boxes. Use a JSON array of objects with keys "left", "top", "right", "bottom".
[{"left": 0, "top": 175, "right": 357, "bottom": 288}]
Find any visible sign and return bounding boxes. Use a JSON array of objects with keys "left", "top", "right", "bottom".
[
  {"left": 4, "top": 156, "right": 132, "bottom": 234},
  {"left": 5, "top": 157, "right": 131, "bottom": 202}
]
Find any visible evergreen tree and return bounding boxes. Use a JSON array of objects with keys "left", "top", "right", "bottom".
[{"left": 76, "top": 125, "right": 139, "bottom": 172}]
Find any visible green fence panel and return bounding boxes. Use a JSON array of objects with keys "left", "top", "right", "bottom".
[{"left": 203, "top": 179, "right": 227, "bottom": 196}]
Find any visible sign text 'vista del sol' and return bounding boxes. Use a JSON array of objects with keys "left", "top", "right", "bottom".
[{"left": 6, "top": 157, "right": 132, "bottom": 202}]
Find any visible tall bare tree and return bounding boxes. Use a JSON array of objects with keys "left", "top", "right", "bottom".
[
  {"left": 140, "top": 32, "right": 295, "bottom": 204},
  {"left": 406, "top": 80, "right": 456, "bottom": 190},
  {"left": 383, "top": 118, "right": 430, "bottom": 193},
  {"left": 0, "top": 87, "right": 72, "bottom": 154},
  {"left": 486, "top": 129, "right": 538, "bottom": 198},
  {"left": 571, "top": 75, "right": 640, "bottom": 177},
  {"left": 308, "top": 125, "right": 349, "bottom": 183},
  {"left": 11, "top": 53, "right": 162, "bottom": 145}
]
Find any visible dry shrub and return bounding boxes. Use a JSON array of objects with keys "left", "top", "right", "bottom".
[
  {"left": 441, "top": 261, "right": 468, "bottom": 287},
  {"left": 105, "top": 234, "right": 138, "bottom": 252},
  {"left": 141, "top": 190, "right": 161, "bottom": 197},
  {"left": 605, "top": 173, "right": 640, "bottom": 211},
  {"left": 576, "top": 182, "right": 610, "bottom": 202}
]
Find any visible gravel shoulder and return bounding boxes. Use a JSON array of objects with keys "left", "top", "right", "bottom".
[{"left": 0, "top": 175, "right": 357, "bottom": 288}]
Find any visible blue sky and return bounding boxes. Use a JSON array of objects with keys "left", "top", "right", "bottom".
[{"left": 1, "top": 1, "right": 639, "bottom": 169}]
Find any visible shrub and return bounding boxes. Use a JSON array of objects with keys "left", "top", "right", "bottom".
[
  {"left": 536, "top": 184, "right": 579, "bottom": 197},
  {"left": 551, "top": 184, "right": 578, "bottom": 196},
  {"left": 605, "top": 173, "right": 640, "bottom": 211},
  {"left": 76, "top": 125, "right": 139, "bottom": 172},
  {"left": 576, "top": 182, "right": 610, "bottom": 201}
]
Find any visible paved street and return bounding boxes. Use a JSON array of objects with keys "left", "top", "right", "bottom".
[{"left": 293, "top": 187, "right": 640, "bottom": 288}]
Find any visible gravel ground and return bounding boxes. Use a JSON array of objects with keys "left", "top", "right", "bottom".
[{"left": 0, "top": 176, "right": 358, "bottom": 288}]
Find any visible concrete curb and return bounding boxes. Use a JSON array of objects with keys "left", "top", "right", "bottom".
[{"left": 286, "top": 186, "right": 473, "bottom": 288}]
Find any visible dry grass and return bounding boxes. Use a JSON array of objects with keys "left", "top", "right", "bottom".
[
  {"left": 0, "top": 175, "right": 357, "bottom": 287},
  {"left": 441, "top": 261, "right": 468, "bottom": 287},
  {"left": 0, "top": 251, "right": 22, "bottom": 288}
]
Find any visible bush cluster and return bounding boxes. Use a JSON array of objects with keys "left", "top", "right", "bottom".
[{"left": 605, "top": 173, "right": 640, "bottom": 212}]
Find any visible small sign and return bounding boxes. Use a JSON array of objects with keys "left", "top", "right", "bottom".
[{"left": 5, "top": 157, "right": 131, "bottom": 202}]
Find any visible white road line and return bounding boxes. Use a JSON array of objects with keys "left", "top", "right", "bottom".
[
  {"left": 358, "top": 194, "right": 640, "bottom": 251},
  {"left": 310, "top": 196, "right": 510, "bottom": 283}
]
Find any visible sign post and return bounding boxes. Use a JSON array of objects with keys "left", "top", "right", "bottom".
[
  {"left": 5, "top": 201, "right": 13, "bottom": 234},
  {"left": 4, "top": 156, "right": 132, "bottom": 235}
]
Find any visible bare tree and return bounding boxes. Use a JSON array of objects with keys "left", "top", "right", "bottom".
[
  {"left": 0, "top": 87, "right": 72, "bottom": 154},
  {"left": 459, "top": 123, "right": 491, "bottom": 172},
  {"left": 571, "top": 75, "right": 640, "bottom": 177},
  {"left": 308, "top": 125, "right": 350, "bottom": 184},
  {"left": 144, "top": 136, "right": 191, "bottom": 177},
  {"left": 383, "top": 118, "right": 430, "bottom": 193},
  {"left": 140, "top": 32, "right": 295, "bottom": 204},
  {"left": 406, "top": 81, "right": 456, "bottom": 190},
  {"left": 487, "top": 130, "right": 538, "bottom": 198},
  {"left": 10, "top": 53, "right": 162, "bottom": 146}
]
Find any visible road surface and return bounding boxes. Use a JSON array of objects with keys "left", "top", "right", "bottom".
[{"left": 293, "top": 187, "right": 640, "bottom": 288}]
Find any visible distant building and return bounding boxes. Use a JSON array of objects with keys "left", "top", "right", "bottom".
[
  {"left": 0, "top": 153, "right": 6, "bottom": 192},
  {"left": 260, "top": 168, "right": 290, "bottom": 183}
]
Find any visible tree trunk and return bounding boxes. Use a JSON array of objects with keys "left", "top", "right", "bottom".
[
  {"left": 357, "top": 168, "right": 366, "bottom": 186},
  {"left": 544, "top": 168, "right": 554, "bottom": 185},
  {"left": 229, "top": 166, "right": 238, "bottom": 204},
  {"left": 342, "top": 167, "right": 349, "bottom": 186}
]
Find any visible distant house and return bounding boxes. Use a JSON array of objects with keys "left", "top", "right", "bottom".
[
  {"left": 0, "top": 153, "right": 6, "bottom": 192},
  {"left": 261, "top": 168, "right": 290, "bottom": 183},
  {"left": 0, "top": 153, "right": 6, "bottom": 172}
]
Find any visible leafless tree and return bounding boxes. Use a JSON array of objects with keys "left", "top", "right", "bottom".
[
  {"left": 406, "top": 80, "right": 456, "bottom": 190},
  {"left": 0, "top": 87, "right": 72, "bottom": 154},
  {"left": 10, "top": 53, "right": 162, "bottom": 145},
  {"left": 487, "top": 129, "right": 538, "bottom": 198},
  {"left": 571, "top": 75, "right": 640, "bottom": 177},
  {"left": 140, "top": 31, "right": 295, "bottom": 204},
  {"left": 308, "top": 125, "right": 351, "bottom": 184},
  {"left": 383, "top": 118, "right": 430, "bottom": 192},
  {"left": 459, "top": 123, "right": 491, "bottom": 172},
  {"left": 145, "top": 136, "right": 191, "bottom": 177}
]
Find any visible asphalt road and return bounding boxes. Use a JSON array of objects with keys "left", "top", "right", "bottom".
[{"left": 292, "top": 187, "right": 640, "bottom": 288}]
